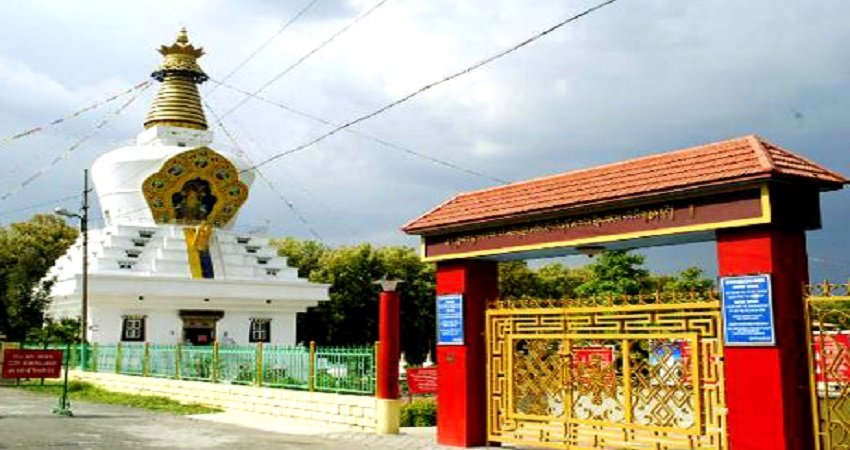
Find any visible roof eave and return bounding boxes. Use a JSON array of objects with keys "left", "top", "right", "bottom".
[{"left": 403, "top": 176, "right": 776, "bottom": 236}]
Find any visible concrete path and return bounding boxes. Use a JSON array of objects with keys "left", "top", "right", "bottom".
[{"left": 0, "top": 387, "right": 463, "bottom": 449}]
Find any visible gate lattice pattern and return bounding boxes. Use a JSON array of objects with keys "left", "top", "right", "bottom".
[
  {"left": 487, "top": 295, "right": 726, "bottom": 449},
  {"left": 806, "top": 282, "right": 850, "bottom": 450}
]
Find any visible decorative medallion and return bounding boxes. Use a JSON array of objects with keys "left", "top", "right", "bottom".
[{"left": 142, "top": 147, "right": 248, "bottom": 227}]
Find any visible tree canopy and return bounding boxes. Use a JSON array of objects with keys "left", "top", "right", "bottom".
[
  {"left": 0, "top": 214, "right": 77, "bottom": 341},
  {"left": 272, "top": 239, "right": 435, "bottom": 364},
  {"left": 498, "top": 261, "right": 590, "bottom": 300},
  {"left": 575, "top": 250, "right": 651, "bottom": 296}
]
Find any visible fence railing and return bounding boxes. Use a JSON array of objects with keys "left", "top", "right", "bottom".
[{"left": 22, "top": 341, "right": 375, "bottom": 395}]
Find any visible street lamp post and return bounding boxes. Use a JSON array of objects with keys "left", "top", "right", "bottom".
[{"left": 55, "top": 169, "right": 91, "bottom": 348}]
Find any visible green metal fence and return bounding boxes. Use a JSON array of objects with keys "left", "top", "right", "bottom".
[
  {"left": 262, "top": 345, "right": 311, "bottom": 389},
  {"left": 314, "top": 345, "right": 376, "bottom": 394},
  {"left": 217, "top": 345, "right": 256, "bottom": 385},
  {"left": 118, "top": 343, "right": 146, "bottom": 376},
  {"left": 149, "top": 344, "right": 177, "bottom": 378},
  {"left": 24, "top": 341, "right": 375, "bottom": 395}
]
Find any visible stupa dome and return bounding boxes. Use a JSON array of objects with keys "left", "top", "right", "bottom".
[{"left": 91, "top": 29, "right": 255, "bottom": 228}]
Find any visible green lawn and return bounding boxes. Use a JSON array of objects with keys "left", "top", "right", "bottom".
[{"left": 13, "top": 380, "right": 222, "bottom": 415}]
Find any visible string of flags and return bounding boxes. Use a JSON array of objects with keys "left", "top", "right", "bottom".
[
  {"left": 0, "top": 80, "right": 151, "bottom": 150},
  {"left": 0, "top": 82, "right": 153, "bottom": 203}
]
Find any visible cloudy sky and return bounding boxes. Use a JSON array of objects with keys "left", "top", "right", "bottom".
[{"left": 0, "top": 0, "right": 848, "bottom": 280}]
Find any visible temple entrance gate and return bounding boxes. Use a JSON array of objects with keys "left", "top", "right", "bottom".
[
  {"left": 403, "top": 136, "right": 847, "bottom": 448},
  {"left": 487, "top": 295, "right": 726, "bottom": 449},
  {"left": 806, "top": 282, "right": 850, "bottom": 450}
]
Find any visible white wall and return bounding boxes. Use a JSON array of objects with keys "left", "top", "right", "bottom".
[
  {"left": 88, "top": 306, "right": 298, "bottom": 345},
  {"left": 90, "top": 306, "right": 183, "bottom": 344},
  {"left": 217, "top": 311, "right": 297, "bottom": 345}
]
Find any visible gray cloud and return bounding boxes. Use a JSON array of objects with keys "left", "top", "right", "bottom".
[{"left": 0, "top": 0, "right": 848, "bottom": 281}]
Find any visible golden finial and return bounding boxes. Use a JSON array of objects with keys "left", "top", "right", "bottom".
[
  {"left": 176, "top": 27, "right": 189, "bottom": 44},
  {"left": 144, "top": 28, "right": 208, "bottom": 130},
  {"left": 152, "top": 27, "right": 207, "bottom": 81}
]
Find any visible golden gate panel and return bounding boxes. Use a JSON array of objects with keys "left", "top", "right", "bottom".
[
  {"left": 806, "top": 282, "right": 850, "bottom": 450},
  {"left": 487, "top": 296, "right": 726, "bottom": 449}
]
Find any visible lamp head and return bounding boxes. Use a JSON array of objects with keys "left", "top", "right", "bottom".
[
  {"left": 373, "top": 274, "right": 403, "bottom": 292},
  {"left": 54, "top": 207, "right": 77, "bottom": 218}
]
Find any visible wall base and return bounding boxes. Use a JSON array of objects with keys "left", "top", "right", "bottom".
[{"left": 70, "top": 370, "right": 376, "bottom": 431}]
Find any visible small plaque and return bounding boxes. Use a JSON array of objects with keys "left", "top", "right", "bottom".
[
  {"left": 437, "top": 294, "right": 464, "bottom": 345},
  {"left": 721, "top": 274, "right": 775, "bottom": 346}
]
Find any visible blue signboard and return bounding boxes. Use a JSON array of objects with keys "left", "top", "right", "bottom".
[
  {"left": 721, "top": 274, "right": 775, "bottom": 346},
  {"left": 437, "top": 294, "right": 464, "bottom": 345}
]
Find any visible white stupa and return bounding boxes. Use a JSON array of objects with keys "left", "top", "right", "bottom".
[{"left": 45, "top": 29, "right": 328, "bottom": 346}]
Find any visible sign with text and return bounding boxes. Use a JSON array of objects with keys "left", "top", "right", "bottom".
[
  {"left": 422, "top": 188, "right": 768, "bottom": 261},
  {"left": 437, "top": 294, "right": 464, "bottom": 345},
  {"left": 407, "top": 367, "right": 438, "bottom": 394},
  {"left": 2, "top": 349, "right": 63, "bottom": 378},
  {"left": 721, "top": 274, "right": 775, "bottom": 346}
]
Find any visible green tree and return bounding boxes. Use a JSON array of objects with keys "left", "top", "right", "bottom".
[
  {"left": 535, "top": 263, "right": 591, "bottom": 299},
  {"left": 664, "top": 267, "right": 714, "bottom": 293},
  {"left": 574, "top": 250, "right": 650, "bottom": 297},
  {"left": 270, "top": 237, "right": 329, "bottom": 278},
  {"left": 0, "top": 214, "right": 78, "bottom": 341},
  {"left": 281, "top": 239, "right": 436, "bottom": 364},
  {"left": 500, "top": 261, "right": 592, "bottom": 299},
  {"left": 498, "top": 261, "right": 539, "bottom": 299},
  {"left": 25, "top": 316, "right": 81, "bottom": 344}
]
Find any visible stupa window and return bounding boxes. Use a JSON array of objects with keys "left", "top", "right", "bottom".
[
  {"left": 249, "top": 318, "right": 271, "bottom": 343},
  {"left": 121, "top": 316, "right": 146, "bottom": 342}
]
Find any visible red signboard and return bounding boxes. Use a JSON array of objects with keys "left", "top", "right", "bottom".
[
  {"left": 2, "top": 349, "right": 64, "bottom": 379},
  {"left": 813, "top": 332, "right": 850, "bottom": 383},
  {"left": 572, "top": 346, "right": 616, "bottom": 390},
  {"left": 407, "top": 367, "right": 438, "bottom": 394}
]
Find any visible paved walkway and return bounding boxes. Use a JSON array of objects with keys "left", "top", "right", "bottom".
[{"left": 0, "top": 387, "right": 471, "bottom": 449}]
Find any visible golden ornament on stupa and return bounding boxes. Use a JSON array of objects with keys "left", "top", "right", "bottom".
[{"left": 143, "top": 28, "right": 208, "bottom": 130}]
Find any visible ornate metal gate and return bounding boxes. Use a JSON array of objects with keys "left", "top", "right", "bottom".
[
  {"left": 806, "top": 282, "right": 850, "bottom": 450},
  {"left": 486, "top": 294, "right": 727, "bottom": 449}
]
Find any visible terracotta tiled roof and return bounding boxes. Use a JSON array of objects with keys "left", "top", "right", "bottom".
[{"left": 403, "top": 135, "right": 847, "bottom": 234}]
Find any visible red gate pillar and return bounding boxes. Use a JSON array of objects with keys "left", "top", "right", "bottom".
[
  {"left": 717, "top": 226, "right": 814, "bottom": 450},
  {"left": 376, "top": 279, "right": 402, "bottom": 434},
  {"left": 435, "top": 259, "right": 498, "bottom": 447}
]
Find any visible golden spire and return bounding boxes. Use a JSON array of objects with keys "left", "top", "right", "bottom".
[{"left": 143, "top": 28, "right": 209, "bottom": 130}]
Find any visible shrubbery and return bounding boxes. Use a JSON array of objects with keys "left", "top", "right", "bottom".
[{"left": 400, "top": 399, "right": 436, "bottom": 427}]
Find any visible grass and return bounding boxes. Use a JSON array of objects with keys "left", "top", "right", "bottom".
[{"left": 14, "top": 379, "right": 222, "bottom": 415}]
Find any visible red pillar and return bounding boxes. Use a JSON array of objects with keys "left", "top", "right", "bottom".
[
  {"left": 717, "top": 226, "right": 814, "bottom": 450},
  {"left": 435, "top": 259, "right": 498, "bottom": 447},
  {"left": 376, "top": 289, "right": 400, "bottom": 400}
]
